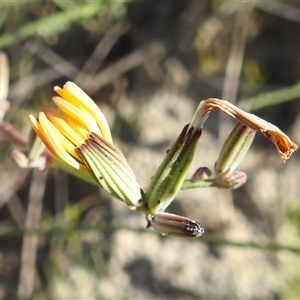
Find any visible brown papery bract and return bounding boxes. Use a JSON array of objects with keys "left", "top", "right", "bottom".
[{"left": 194, "top": 98, "right": 298, "bottom": 162}]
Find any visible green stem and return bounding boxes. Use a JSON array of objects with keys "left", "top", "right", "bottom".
[
  {"left": 201, "top": 236, "right": 300, "bottom": 254},
  {"left": 0, "top": 2, "right": 104, "bottom": 49},
  {"left": 180, "top": 179, "right": 215, "bottom": 189},
  {"left": 1, "top": 225, "right": 299, "bottom": 254},
  {"left": 239, "top": 81, "right": 300, "bottom": 111}
]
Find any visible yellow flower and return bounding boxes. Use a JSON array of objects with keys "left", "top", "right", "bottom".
[
  {"left": 29, "top": 81, "right": 111, "bottom": 172},
  {"left": 29, "top": 81, "right": 141, "bottom": 209}
]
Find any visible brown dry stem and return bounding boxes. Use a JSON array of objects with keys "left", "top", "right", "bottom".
[{"left": 194, "top": 98, "right": 298, "bottom": 162}]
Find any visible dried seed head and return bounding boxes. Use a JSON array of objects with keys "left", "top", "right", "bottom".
[{"left": 147, "top": 212, "right": 205, "bottom": 238}]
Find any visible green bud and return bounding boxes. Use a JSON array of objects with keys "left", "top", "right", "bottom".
[
  {"left": 143, "top": 124, "right": 202, "bottom": 213},
  {"left": 215, "top": 123, "right": 255, "bottom": 174},
  {"left": 76, "top": 132, "right": 142, "bottom": 210}
]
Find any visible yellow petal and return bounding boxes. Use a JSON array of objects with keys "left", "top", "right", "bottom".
[
  {"left": 54, "top": 82, "right": 112, "bottom": 142},
  {"left": 52, "top": 96, "right": 101, "bottom": 135},
  {"left": 29, "top": 114, "right": 58, "bottom": 156},
  {"left": 37, "top": 112, "right": 82, "bottom": 169},
  {"left": 43, "top": 107, "right": 85, "bottom": 146},
  {"left": 62, "top": 112, "right": 89, "bottom": 140}
]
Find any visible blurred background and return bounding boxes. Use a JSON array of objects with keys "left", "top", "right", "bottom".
[{"left": 0, "top": 1, "right": 300, "bottom": 299}]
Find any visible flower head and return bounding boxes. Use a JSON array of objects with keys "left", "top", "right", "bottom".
[
  {"left": 29, "top": 81, "right": 111, "bottom": 171},
  {"left": 29, "top": 81, "right": 141, "bottom": 209}
]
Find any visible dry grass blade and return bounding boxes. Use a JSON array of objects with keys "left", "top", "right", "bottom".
[
  {"left": 256, "top": 1, "right": 300, "bottom": 24},
  {"left": 219, "top": 8, "right": 250, "bottom": 225},
  {"left": 38, "top": 45, "right": 79, "bottom": 79},
  {"left": 0, "top": 52, "right": 9, "bottom": 102},
  {"left": 17, "top": 169, "right": 48, "bottom": 300},
  {"left": 75, "top": 26, "right": 129, "bottom": 89},
  {"left": 86, "top": 42, "right": 166, "bottom": 93},
  {"left": 222, "top": 10, "right": 249, "bottom": 103}
]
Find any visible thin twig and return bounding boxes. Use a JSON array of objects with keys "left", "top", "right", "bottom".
[
  {"left": 0, "top": 121, "right": 27, "bottom": 148},
  {"left": 7, "top": 194, "right": 26, "bottom": 228}
]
